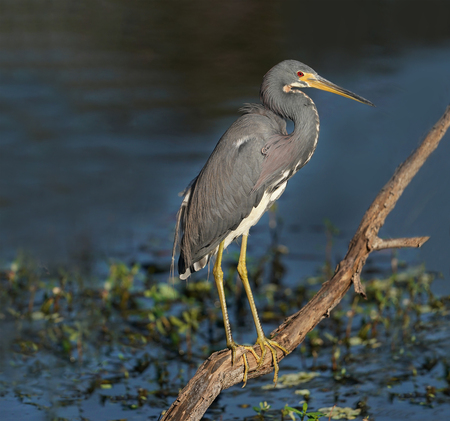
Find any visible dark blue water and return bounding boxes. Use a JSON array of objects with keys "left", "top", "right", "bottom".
[
  {"left": 1, "top": 1, "right": 449, "bottom": 293},
  {"left": 1, "top": 2, "right": 450, "bottom": 420}
]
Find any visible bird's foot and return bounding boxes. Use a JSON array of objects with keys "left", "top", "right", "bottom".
[
  {"left": 228, "top": 337, "right": 288, "bottom": 386},
  {"left": 254, "top": 336, "right": 288, "bottom": 385},
  {"left": 229, "top": 342, "right": 260, "bottom": 388}
]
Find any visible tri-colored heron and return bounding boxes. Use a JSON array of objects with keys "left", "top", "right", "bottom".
[{"left": 173, "top": 60, "right": 374, "bottom": 385}]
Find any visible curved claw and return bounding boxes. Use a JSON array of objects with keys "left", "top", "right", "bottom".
[
  {"left": 228, "top": 342, "right": 258, "bottom": 388},
  {"left": 254, "top": 337, "right": 288, "bottom": 385},
  {"left": 228, "top": 338, "right": 288, "bottom": 386}
]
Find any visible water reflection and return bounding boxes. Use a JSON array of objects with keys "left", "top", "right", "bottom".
[{"left": 0, "top": 0, "right": 449, "bottom": 293}]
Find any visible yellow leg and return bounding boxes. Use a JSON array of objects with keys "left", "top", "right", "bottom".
[
  {"left": 237, "top": 234, "right": 288, "bottom": 385},
  {"left": 213, "top": 241, "right": 258, "bottom": 387}
]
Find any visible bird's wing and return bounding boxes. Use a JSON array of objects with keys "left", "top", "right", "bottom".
[
  {"left": 253, "top": 136, "right": 297, "bottom": 191},
  {"left": 179, "top": 114, "right": 273, "bottom": 273}
]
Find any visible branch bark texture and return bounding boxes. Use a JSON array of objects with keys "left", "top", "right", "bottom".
[{"left": 162, "top": 106, "right": 450, "bottom": 421}]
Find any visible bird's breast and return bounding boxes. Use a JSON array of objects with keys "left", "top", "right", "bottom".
[{"left": 223, "top": 180, "right": 287, "bottom": 249}]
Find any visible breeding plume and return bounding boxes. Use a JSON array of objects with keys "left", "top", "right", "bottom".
[{"left": 173, "top": 60, "right": 374, "bottom": 385}]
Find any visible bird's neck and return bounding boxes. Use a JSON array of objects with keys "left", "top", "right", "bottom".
[
  {"left": 264, "top": 87, "right": 320, "bottom": 140},
  {"left": 260, "top": 87, "right": 321, "bottom": 174},
  {"left": 290, "top": 91, "right": 320, "bottom": 140},
  {"left": 261, "top": 83, "right": 319, "bottom": 134}
]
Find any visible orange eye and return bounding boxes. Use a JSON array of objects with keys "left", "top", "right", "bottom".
[{"left": 297, "top": 71, "right": 304, "bottom": 77}]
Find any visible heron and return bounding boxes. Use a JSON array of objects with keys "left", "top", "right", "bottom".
[{"left": 172, "top": 60, "right": 374, "bottom": 386}]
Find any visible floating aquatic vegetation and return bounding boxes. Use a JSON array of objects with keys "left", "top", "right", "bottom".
[{"left": 0, "top": 248, "right": 449, "bottom": 420}]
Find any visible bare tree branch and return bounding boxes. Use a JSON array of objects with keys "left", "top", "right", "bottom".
[
  {"left": 371, "top": 236, "right": 430, "bottom": 251},
  {"left": 161, "top": 105, "right": 450, "bottom": 421}
]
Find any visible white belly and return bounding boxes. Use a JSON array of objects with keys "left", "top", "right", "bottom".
[{"left": 223, "top": 181, "right": 287, "bottom": 249}]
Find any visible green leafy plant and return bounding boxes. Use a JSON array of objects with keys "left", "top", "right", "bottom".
[
  {"left": 283, "top": 402, "right": 325, "bottom": 420},
  {"left": 253, "top": 401, "right": 271, "bottom": 419}
]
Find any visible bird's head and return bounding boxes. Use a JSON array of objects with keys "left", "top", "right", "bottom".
[{"left": 261, "top": 60, "right": 374, "bottom": 108}]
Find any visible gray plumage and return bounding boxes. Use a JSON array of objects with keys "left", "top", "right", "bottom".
[{"left": 172, "top": 60, "right": 373, "bottom": 279}]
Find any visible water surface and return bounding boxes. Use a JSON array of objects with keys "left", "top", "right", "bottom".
[{"left": 1, "top": 1, "right": 450, "bottom": 419}]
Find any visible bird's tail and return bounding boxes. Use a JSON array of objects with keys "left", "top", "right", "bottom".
[{"left": 171, "top": 201, "right": 185, "bottom": 280}]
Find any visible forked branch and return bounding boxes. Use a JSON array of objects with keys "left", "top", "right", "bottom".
[{"left": 161, "top": 105, "right": 450, "bottom": 421}]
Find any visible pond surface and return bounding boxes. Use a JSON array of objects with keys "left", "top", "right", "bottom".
[
  {"left": 1, "top": 260, "right": 449, "bottom": 421},
  {"left": 1, "top": 1, "right": 450, "bottom": 420}
]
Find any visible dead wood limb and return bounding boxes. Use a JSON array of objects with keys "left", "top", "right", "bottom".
[
  {"left": 371, "top": 236, "right": 430, "bottom": 251},
  {"left": 161, "top": 105, "right": 450, "bottom": 421}
]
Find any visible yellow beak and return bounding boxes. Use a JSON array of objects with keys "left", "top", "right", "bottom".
[{"left": 306, "top": 74, "right": 374, "bottom": 106}]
